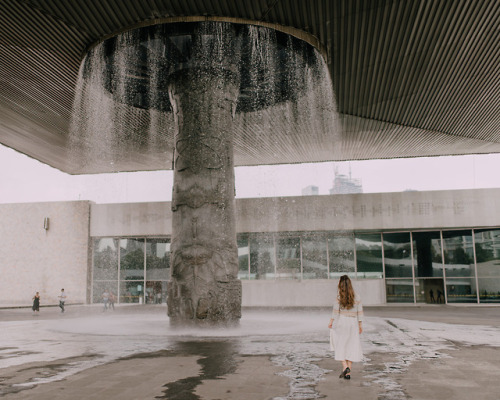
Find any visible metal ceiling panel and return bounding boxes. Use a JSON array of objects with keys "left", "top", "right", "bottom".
[{"left": 0, "top": 0, "right": 499, "bottom": 174}]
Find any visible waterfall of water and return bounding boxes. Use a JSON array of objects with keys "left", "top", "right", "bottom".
[{"left": 69, "top": 21, "right": 338, "bottom": 174}]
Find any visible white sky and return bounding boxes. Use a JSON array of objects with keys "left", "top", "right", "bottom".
[{"left": 1, "top": 143, "right": 500, "bottom": 204}]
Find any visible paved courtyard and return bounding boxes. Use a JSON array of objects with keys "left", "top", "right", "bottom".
[{"left": 1, "top": 305, "right": 500, "bottom": 399}]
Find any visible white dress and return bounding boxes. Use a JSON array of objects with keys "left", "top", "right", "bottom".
[{"left": 330, "top": 293, "right": 363, "bottom": 362}]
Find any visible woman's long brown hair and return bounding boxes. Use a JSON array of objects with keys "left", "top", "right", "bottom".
[{"left": 337, "top": 275, "right": 355, "bottom": 309}]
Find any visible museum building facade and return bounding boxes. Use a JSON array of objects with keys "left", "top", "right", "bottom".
[{"left": 2, "top": 188, "right": 500, "bottom": 307}]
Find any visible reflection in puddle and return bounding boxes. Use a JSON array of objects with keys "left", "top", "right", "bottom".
[
  {"left": 2, "top": 354, "right": 103, "bottom": 396},
  {"left": 158, "top": 340, "right": 239, "bottom": 400},
  {"left": 0, "top": 348, "right": 41, "bottom": 360}
]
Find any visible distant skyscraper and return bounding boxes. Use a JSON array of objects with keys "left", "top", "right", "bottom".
[
  {"left": 302, "top": 185, "right": 319, "bottom": 196},
  {"left": 329, "top": 165, "right": 363, "bottom": 194}
]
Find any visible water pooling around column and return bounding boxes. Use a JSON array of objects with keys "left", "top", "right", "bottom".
[{"left": 70, "top": 21, "right": 338, "bottom": 325}]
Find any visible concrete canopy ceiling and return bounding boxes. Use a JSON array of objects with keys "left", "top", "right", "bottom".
[{"left": 1, "top": 0, "right": 499, "bottom": 174}]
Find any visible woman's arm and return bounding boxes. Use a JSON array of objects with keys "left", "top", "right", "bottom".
[
  {"left": 328, "top": 296, "right": 341, "bottom": 328},
  {"left": 356, "top": 296, "right": 364, "bottom": 333}
]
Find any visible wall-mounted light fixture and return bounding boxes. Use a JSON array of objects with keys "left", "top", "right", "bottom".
[{"left": 43, "top": 217, "right": 50, "bottom": 230}]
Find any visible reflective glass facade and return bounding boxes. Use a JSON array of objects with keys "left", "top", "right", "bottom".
[
  {"left": 386, "top": 279, "right": 414, "bottom": 303},
  {"left": 93, "top": 238, "right": 170, "bottom": 304},
  {"left": 355, "top": 234, "right": 383, "bottom": 279},
  {"left": 119, "top": 238, "right": 145, "bottom": 281},
  {"left": 238, "top": 235, "right": 250, "bottom": 280},
  {"left": 474, "top": 229, "right": 500, "bottom": 303},
  {"left": 92, "top": 238, "right": 118, "bottom": 304},
  {"left": 145, "top": 239, "right": 170, "bottom": 304},
  {"left": 329, "top": 235, "right": 355, "bottom": 278},
  {"left": 302, "top": 236, "right": 328, "bottom": 279},
  {"left": 276, "top": 237, "right": 301, "bottom": 280},
  {"left": 384, "top": 233, "right": 413, "bottom": 278},
  {"left": 92, "top": 228, "right": 500, "bottom": 304},
  {"left": 249, "top": 235, "right": 275, "bottom": 280},
  {"left": 412, "top": 232, "right": 445, "bottom": 303}
]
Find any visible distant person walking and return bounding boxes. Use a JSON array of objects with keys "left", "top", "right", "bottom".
[
  {"left": 437, "top": 289, "right": 443, "bottom": 304},
  {"left": 328, "top": 275, "right": 364, "bottom": 380},
  {"left": 32, "top": 291, "right": 40, "bottom": 314},
  {"left": 102, "top": 290, "right": 109, "bottom": 311},
  {"left": 108, "top": 291, "right": 115, "bottom": 310},
  {"left": 58, "top": 288, "right": 67, "bottom": 313},
  {"left": 429, "top": 289, "right": 436, "bottom": 303}
]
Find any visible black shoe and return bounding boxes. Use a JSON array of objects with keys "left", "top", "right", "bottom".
[
  {"left": 344, "top": 373, "right": 351, "bottom": 380},
  {"left": 339, "top": 367, "right": 350, "bottom": 378}
]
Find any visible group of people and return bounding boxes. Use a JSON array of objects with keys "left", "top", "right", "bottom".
[
  {"left": 145, "top": 290, "right": 163, "bottom": 304},
  {"left": 101, "top": 290, "right": 116, "bottom": 311},
  {"left": 31, "top": 288, "right": 67, "bottom": 314},
  {"left": 429, "top": 288, "right": 444, "bottom": 303}
]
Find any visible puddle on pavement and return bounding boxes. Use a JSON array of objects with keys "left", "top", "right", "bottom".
[
  {"left": 157, "top": 340, "right": 238, "bottom": 400},
  {"left": 0, "top": 354, "right": 102, "bottom": 396}
]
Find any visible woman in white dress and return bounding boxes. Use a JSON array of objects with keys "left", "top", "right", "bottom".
[{"left": 328, "top": 275, "right": 363, "bottom": 380}]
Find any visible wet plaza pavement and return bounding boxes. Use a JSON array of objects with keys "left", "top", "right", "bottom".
[{"left": 1, "top": 305, "right": 500, "bottom": 399}]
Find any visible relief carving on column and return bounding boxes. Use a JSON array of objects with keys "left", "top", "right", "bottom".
[
  {"left": 168, "top": 65, "right": 241, "bottom": 325},
  {"left": 172, "top": 180, "right": 227, "bottom": 211},
  {"left": 174, "top": 134, "right": 224, "bottom": 173},
  {"left": 168, "top": 243, "right": 241, "bottom": 323}
]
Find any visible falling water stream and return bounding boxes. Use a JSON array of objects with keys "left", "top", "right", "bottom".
[{"left": 69, "top": 21, "right": 339, "bottom": 174}]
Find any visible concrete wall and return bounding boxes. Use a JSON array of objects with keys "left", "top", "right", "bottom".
[
  {"left": 235, "top": 188, "right": 500, "bottom": 233},
  {"left": 91, "top": 202, "right": 171, "bottom": 237},
  {"left": 0, "top": 201, "right": 91, "bottom": 306},
  {"left": 91, "top": 188, "right": 500, "bottom": 237},
  {"left": 241, "top": 279, "right": 385, "bottom": 307}
]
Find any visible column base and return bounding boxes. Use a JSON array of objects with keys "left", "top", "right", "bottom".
[{"left": 167, "top": 279, "right": 242, "bottom": 327}]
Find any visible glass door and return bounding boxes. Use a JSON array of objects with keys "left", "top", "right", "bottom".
[{"left": 412, "top": 231, "right": 445, "bottom": 303}]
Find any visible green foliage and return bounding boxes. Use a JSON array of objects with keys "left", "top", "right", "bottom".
[{"left": 121, "top": 249, "right": 144, "bottom": 270}]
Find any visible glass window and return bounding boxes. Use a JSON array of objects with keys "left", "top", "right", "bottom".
[
  {"left": 276, "top": 237, "right": 301, "bottom": 280},
  {"left": 249, "top": 236, "right": 275, "bottom": 280},
  {"left": 442, "top": 230, "right": 475, "bottom": 277},
  {"left": 302, "top": 236, "right": 328, "bottom": 279},
  {"left": 120, "top": 280, "right": 144, "bottom": 303},
  {"left": 120, "top": 238, "right": 145, "bottom": 280},
  {"left": 412, "top": 231, "right": 443, "bottom": 278},
  {"left": 355, "top": 233, "right": 383, "bottom": 278},
  {"left": 237, "top": 235, "right": 250, "bottom": 279},
  {"left": 383, "top": 232, "right": 413, "bottom": 278},
  {"left": 446, "top": 277, "right": 477, "bottom": 303},
  {"left": 328, "top": 235, "right": 355, "bottom": 278},
  {"left": 478, "top": 277, "right": 500, "bottom": 303},
  {"left": 146, "top": 239, "right": 170, "bottom": 280},
  {"left": 474, "top": 229, "right": 500, "bottom": 276},
  {"left": 93, "top": 238, "right": 118, "bottom": 280},
  {"left": 386, "top": 279, "right": 414, "bottom": 303}
]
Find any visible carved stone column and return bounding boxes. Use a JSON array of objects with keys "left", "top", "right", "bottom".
[{"left": 167, "top": 66, "right": 242, "bottom": 326}]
